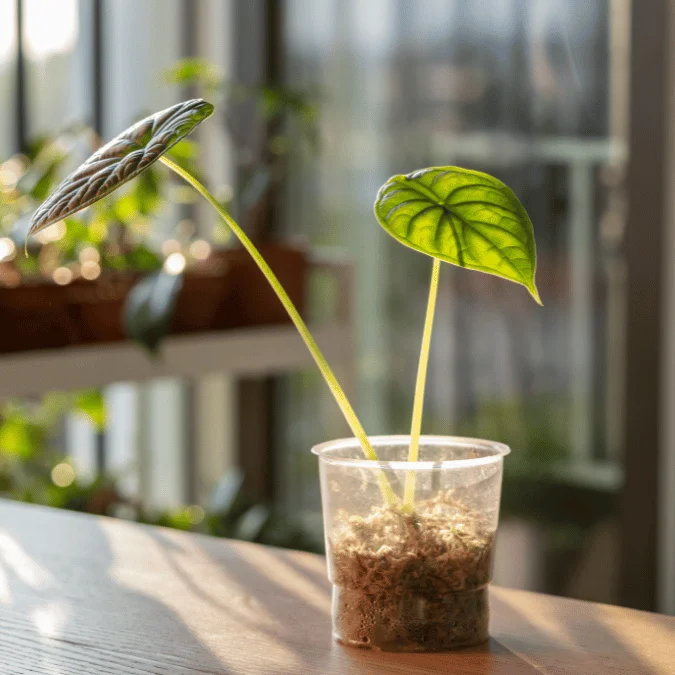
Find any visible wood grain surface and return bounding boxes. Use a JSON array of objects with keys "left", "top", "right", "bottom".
[{"left": 0, "top": 500, "right": 673, "bottom": 674}]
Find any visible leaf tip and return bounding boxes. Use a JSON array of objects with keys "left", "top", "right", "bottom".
[
  {"left": 199, "top": 99, "right": 216, "bottom": 120},
  {"left": 529, "top": 284, "right": 543, "bottom": 306}
]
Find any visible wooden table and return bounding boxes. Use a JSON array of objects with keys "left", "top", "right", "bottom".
[{"left": 0, "top": 501, "right": 673, "bottom": 675}]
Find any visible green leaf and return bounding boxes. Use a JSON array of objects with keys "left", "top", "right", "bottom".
[
  {"left": 123, "top": 271, "right": 183, "bottom": 354},
  {"left": 74, "top": 390, "right": 107, "bottom": 431},
  {"left": 208, "top": 468, "right": 245, "bottom": 514},
  {"left": 165, "top": 139, "right": 198, "bottom": 164},
  {"left": 126, "top": 244, "right": 162, "bottom": 272},
  {"left": 110, "top": 192, "right": 142, "bottom": 223},
  {"left": 24, "top": 159, "right": 63, "bottom": 201},
  {"left": 162, "top": 58, "right": 223, "bottom": 92},
  {"left": 374, "top": 167, "right": 541, "bottom": 304},
  {"left": 28, "top": 99, "right": 215, "bottom": 238},
  {"left": 0, "top": 414, "right": 43, "bottom": 459},
  {"left": 134, "top": 165, "right": 163, "bottom": 215}
]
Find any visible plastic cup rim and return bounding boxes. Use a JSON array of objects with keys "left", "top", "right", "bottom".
[{"left": 311, "top": 434, "right": 511, "bottom": 470}]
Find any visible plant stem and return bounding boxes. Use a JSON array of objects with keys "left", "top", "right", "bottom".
[
  {"left": 160, "top": 155, "right": 397, "bottom": 506},
  {"left": 403, "top": 257, "right": 441, "bottom": 512}
]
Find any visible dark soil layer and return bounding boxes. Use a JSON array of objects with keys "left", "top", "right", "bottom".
[{"left": 330, "top": 492, "right": 494, "bottom": 651}]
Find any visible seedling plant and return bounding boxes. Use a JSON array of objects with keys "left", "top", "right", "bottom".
[{"left": 28, "top": 99, "right": 540, "bottom": 511}]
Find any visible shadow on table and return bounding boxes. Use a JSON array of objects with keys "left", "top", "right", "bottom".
[
  {"left": 0, "top": 502, "right": 234, "bottom": 675},
  {"left": 147, "top": 528, "right": 666, "bottom": 675},
  {"left": 148, "top": 527, "right": 335, "bottom": 672},
  {"left": 0, "top": 501, "right": 664, "bottom": 675},
  {"left": 487, "top": 588, "right": 663, "bottom": 675}
]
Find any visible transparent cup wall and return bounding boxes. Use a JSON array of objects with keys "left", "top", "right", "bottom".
[{"left": 313, "top": 436, "right": 509, "bottom": 652}]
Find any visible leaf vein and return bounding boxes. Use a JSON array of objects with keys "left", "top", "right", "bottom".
[
  {"left": 445, "top": 212, "right": 465, "bottom": 266},
  {"left": 403, "top": 205, "right": 442, "bottom": 240},
  {"left": 451, "top": 198, "right": 522, "bottom": 219},
  {"left": 449, "top": 209, "right": 528, "bottom": 282},
  {"left": 383, "top": 199, "right": 432, "bottom": 220}
]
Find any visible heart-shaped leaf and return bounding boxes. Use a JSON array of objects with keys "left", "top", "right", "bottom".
[
  {"left": 123, "top": 271, "right": 184, "bottom": 355},
  {"left": 28, "top": 99, "right": 214, "bottom": 238},
  {"left": 374, "top": 166, "right": 541, "bottom": 304}
]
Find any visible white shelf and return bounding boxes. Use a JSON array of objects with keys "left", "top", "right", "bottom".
[{"left": 0, "top": 322, "right": 352, "bottom": 398}]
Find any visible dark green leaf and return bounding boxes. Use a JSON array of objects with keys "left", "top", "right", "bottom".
[
  {"left": 208, "top": 469, "right": 245, "bottom": 514},
  {"left": 26, "top": 135, "right": 52, "bottom": 160},
  {"left": 126, "top": 245, "right": 162, "bottom": 271},
  {"left": 123, "top": 271, "right": 183, "bottom": 354},
  {"left": 25, "top": 160, "right": 62, "bottom": 201},
  {"left": 18, "top": 140, "right": 71, "bottom": 201},
  {"left": 28, "top": 99, "right": 215, "bottom": 238},
  {"left": 374, "top": 167, "right": 541, "bottom": 304}
]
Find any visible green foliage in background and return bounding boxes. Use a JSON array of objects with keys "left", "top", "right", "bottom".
[
  {"left": 156, "top": 469, "right": 323, "bottom": 552},
  {"left": 0, "top": 393, "right": 322, "bottom": 553},
  {"left": 0, "top": 127, "right": 204, "bottom": 276},
  {"left": 0, "top": 391, "right": 107, "bottom": 507},
  {"left": 163, "top": 57, "right": 320, "bottom": 235},
  {"left": 456, "top": 395, "right": 569, "bottom": 476},
  {"left": 1, "top": 57, "right": 321, "bottom": 354}
]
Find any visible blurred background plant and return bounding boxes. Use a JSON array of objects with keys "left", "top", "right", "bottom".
[
  {"left": 0, "top": 55, "right": 323, "bottom": 550},
  {"left": 0, "top": 124, "right": 205, "bottom": 285},
  {"left": 162, "top": 57, "right": 320, "bottom": 240},
  {"left": 0, "top": 56, "right": 320, "bottom": 353},
  {"left": 0, "top": 389, "right": 112, "bottom": 509},
  {"left": 0, "top": 390, "right": 322, "bottom": 552}
]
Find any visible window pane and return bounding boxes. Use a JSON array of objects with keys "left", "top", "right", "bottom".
[
  {"left": 102, "top": 0, "right": 183, "bottom": 137},
  {"left": 0, "top": 0, "right": 17, "bottom": 156},
  {"left": 23, "top": 0, "right": 89, "bottom": 137},
  {"left": 280, "top": 0, "right": 628, "bottom": 603}
]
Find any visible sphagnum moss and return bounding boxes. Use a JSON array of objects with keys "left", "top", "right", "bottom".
[{"left": 330, "top": 492, "right": 494, "bottom": 651}]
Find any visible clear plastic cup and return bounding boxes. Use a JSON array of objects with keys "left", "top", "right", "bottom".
[{"left": 312, "top": 435, "right": 509, "bottom": 652}]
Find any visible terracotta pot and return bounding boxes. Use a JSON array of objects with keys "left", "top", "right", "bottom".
[
  {"left": 0, "top": 281, "right": 81, "bottom": 352},
  {"left": 221, "top": 244, "right": 307, "bottom": 328},
  {"left": 0, "top": 244, "right": 307, "bottom": 354},
  {"left": 64, "top": 276, "right": 136, "bottom": 344}
]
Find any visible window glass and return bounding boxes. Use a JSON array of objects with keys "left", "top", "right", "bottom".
[
  {"left": 23, "top": 0, "right": 88, "bottom": 137},
  {"left": 281, "top": 0, "right": 628, "bottom": 602},
  {"left": 0, "top": 0, "right": 17, "bottom": 157}
]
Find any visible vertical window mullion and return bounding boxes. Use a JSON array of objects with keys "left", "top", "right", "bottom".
[
  {"left": 92, "top": 0, "right": 104, "bottom": 135},
  {"left": 181, "top": 0, "right": 199, "bottom": 506},
  {"left": 15, "top": 0, "right": 26, "bottom": 152}
]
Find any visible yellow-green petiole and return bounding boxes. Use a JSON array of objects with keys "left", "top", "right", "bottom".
[{"left": 160, "top": 155, "right": 398, "bottom": 507}]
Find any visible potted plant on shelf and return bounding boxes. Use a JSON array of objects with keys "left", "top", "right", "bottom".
[
  {"left": 0, "top": 127, "right": 219, "bottom": 353},
  {"left": 0, "top": 61, "right": 319, "bottom": 354},
  {"left": 28, "top": 99, "right": 540, "bottom": 652},
  {"left": 0, "top": 122, "right": 305, "bottom": 354}
]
